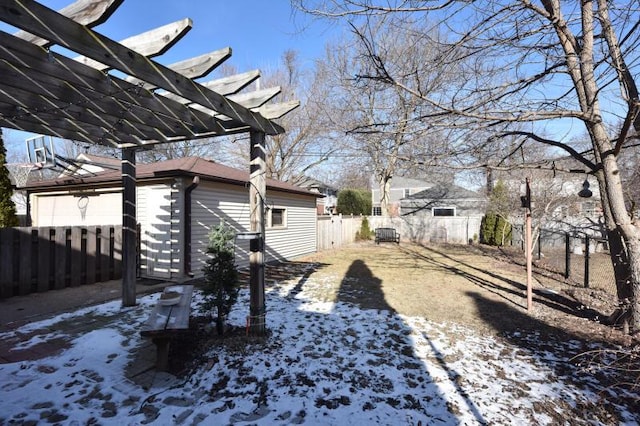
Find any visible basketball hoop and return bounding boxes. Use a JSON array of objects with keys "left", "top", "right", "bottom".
[
  {"left": 77, "top": 195, "right": 89, "bottom": 221},
  {"left": 6, "top": 163, "right": 36, "bottom": 188}
]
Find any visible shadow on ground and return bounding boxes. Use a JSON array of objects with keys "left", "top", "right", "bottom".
[{"left": 332, "top": 257, "right": 487, "bottom": 423}]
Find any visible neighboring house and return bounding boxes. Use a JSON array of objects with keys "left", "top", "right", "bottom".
[
  {"left": 397, "top": 184, "right": 487, "bottom": 243},
  {"left": 498, "top": 172, "right": 604, "bottom": 247},
  {"left": 371, "top": 176, "right": 431, "bottom": 217},
  {"left": 292, "top": 175, "right": 338, "bottom": 215},
  {"left": 24, "top": 156, "right": 320, "bottom": 281}
]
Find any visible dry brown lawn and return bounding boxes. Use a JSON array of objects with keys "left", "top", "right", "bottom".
[{"left": 288, "top": 242, "right": 632, "bottom": 345}]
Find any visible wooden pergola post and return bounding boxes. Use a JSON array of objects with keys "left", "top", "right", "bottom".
[
  {"left": 122, "top": 147, "right": 137, "bottom": 307},
  {"left": 248, "top": 130, "right": 266, "bottom": 335}
]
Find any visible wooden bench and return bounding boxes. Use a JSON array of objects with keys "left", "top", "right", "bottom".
[
  {"left": 375, "top": 227, "right": 400, "bottom": 244},
  {"left": 140, "top": 285, "right": 194, "bottom": 371}
]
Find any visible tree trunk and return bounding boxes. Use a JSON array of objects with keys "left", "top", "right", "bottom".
[
  {"left": 378, "top": 175, "right": 392, "bottom": 217},
  {"left": 593, "top": 123, "right": 640, "bottom": 332}
]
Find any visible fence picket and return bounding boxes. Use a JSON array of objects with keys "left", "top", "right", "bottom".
[
  {"left": 100, "top": 227, "right": 111, "bottom": 281},
  {"left": 86, "top": 226, "right": 97, "bottom": 285},
  {"left": 0, "top": 228, "right": 15, "bottom": 297},
  {"left": 18, "top": 228, "right": 32, "bottom": 295},
  {"left": 37, "top": 227, "right": 53, "bottom": 292},
  {"left": 54, "top": 228, "right": 68, "bottom": 290}
]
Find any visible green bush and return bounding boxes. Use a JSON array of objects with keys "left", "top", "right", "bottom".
[
  {"left": 337, "top": 189, "right": 372, "bottom": 215},
  {"left": 480, "top": 213, "right": 512, "bottom": 246},
  {"left": 201, "top": 221, "right": 239, "bottom": 335},
  {"left": 355, "top": 216, "right": 374, "bottom": 241},
  {"left": 0, "top": 130, "right": 18, "bottom": 228}
]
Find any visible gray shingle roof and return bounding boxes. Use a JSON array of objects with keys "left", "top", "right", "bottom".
[
  {"left": 405, "top": 184, "right": 485, "bottom": 200},
  {"left": 24, "top": 156, "right": 318, "bottom": 197}
]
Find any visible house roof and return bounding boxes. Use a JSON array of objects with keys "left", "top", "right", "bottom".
[
  {"left": 24, "top": 156, "right": 319, "bottom": 197},
  {"left": 405, "top": 184, "right": 485, "bottom": 200},
  {"left": 389, "top": 176, "right": 432, "bottom": 189},
  {"left": 292, "top": 175, "right": 337, "bottom": 192}
]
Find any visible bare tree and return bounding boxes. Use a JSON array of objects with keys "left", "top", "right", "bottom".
[
  {"left": 317, "top": 20, "right": 467, "bottom": 215},
  {"left": 295, "top": 1, "right": 640, "bottom": 332},
  {"left": 222, "top": 50, "right": 335, "bottom": 183}
]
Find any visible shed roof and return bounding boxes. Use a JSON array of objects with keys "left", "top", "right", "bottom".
[{"left": 25, "top": 156, "right": 319, "bottom": 197}]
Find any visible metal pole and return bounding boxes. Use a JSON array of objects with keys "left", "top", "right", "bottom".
[
  {"left": 525, "top": 178, "right": 533, "bottom": 312},
  {"left": 121, "top": 148, "right": 137, "bottom": 307},
  {"left": 584, "top": 235, "right": 590, "bottom": 288},
  {"left": 248, "top": 130, "right": 266, "bottom": 335},
  {"left": 564, "top": 232, "right": 570, "bottom": 279}
]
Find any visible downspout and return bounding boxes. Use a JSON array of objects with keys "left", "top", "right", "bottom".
[
  {"left": 26, "top": 189, "right": 32, "bottom": 226},
  {"left": 184, "top": 176, "right": 200, "bottom": 277}
]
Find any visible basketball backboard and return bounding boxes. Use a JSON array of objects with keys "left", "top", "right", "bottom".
[{"left": 25, "top": 135, "right": 56, "bottom": 169}]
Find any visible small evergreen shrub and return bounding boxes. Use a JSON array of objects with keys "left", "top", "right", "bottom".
[
  {"left": 201, "top": 221, "right": 239, "bottom": 335},
  {"left": 0, "top": 130, "right": 18, "bottom": 228},
  {"left": 480, "top": 213, "right": 512, "bottom": 246},
  {"left": 355, "top": 217, "right": 375, "bottom": 241}
]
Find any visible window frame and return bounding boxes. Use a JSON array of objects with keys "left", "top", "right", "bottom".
[
  {"left": 432, "top": 207, "right": 456, "bottom": 217},
  {"left": 268, "top": 207, "right": 287, "bottom": 228}
]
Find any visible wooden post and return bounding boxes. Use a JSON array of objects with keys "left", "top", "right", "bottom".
[
  {"left": 122, "top": 148, "right": 137, "bottom": 307},
  {"left": 525, "top": 178, "right": 533, "bottom": 312},
  {"left": 248, "top": 130, "right": 266, "bottom": 335}
]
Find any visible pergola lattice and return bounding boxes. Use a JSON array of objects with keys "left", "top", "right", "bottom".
[{"left": 0, "top": 0, "right": 299, "bottom": 334}]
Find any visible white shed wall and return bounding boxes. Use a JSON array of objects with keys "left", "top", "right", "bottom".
[
  {"left": 190, "top": 181, "right": 317, "bottom": 275},
  {"left": 264, "top": 192, "right": 317, "bottom": 263},
  {"left": 137, "top": 182, "right": 179, "bottom": 280}
]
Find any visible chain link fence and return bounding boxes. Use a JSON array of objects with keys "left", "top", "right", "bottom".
[{"left": 512, "top": 226, "right": 616, "bottom": 295}]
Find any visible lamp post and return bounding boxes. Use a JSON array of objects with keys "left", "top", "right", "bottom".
[{"left": 521, "top": 178, "right": 533, "bottom": 312}]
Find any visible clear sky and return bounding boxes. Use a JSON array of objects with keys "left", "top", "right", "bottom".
[
  {"left": 44, "top": 0, "right": 333, "bottom": 69},
  {"left": 2, "top": 0, "right": 342, "bottom": 158}
]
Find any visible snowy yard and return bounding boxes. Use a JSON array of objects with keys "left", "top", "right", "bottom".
[{"left": 0, "top": 245, "right": 638, "bottom": 425}]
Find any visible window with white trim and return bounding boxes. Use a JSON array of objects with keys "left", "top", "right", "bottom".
[
  {"left": 268, "top": 207, "right": 286, "bottom": 228},
  {"left": 372, "top": 206, "right": 382, "bottom": 216}
]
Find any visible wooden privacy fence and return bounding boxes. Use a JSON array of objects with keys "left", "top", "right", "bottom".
[
  {"left": 317, "top": 215, "right": 363, "bottom": 251},
  {"left": 0, "top": 225, "right": 123, "bottom": 298}
]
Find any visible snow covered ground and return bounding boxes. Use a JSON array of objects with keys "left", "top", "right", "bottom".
[{"left": 0, "top": 265, "right": 638, "bottom": 425}]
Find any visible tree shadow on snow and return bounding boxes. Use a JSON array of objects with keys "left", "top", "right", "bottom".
[{"left": 466, "top": 291, "right": 638, "bottom": 424}]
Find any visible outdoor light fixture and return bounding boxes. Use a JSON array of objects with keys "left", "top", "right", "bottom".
[{"left": 578, "top": 179, "right": 593, "bottom": 198}]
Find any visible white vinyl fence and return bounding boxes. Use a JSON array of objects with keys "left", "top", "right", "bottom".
[
  {"left": 317, "top": 215, "right": 364, "bottom": 251},
  {"left": 316, "top": 214, "right": 483, "bottom": 251},
  {"left": 368, "top": 216, "right": 483, "bottom": 245}
]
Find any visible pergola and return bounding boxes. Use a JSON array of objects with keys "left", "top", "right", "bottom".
[{"left": 0, "top": 0, "right": 299, "bottom": 334}]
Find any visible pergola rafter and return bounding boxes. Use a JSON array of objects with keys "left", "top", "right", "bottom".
[{"left": 0, "top": 0, "right": 299, "bottom": 335}]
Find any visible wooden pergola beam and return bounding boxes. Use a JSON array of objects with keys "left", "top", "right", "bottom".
[
  {"left": 0, "top": 0, "right": 284, "bottom": 135},
  {"left": 0, "top": 31, "right": 239, "bottom": 145},
  {"left": 74, "top": 18, "right": 193, "bottom": 70},
  {"left": 13, "top": 0, "right": 123, "bottom": 47},
  {"left": 126, "top": 48, "right": 232, "bottom": 89},
  {"left": 257, "top": 100, "right": 301, "bottom": 120}
]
